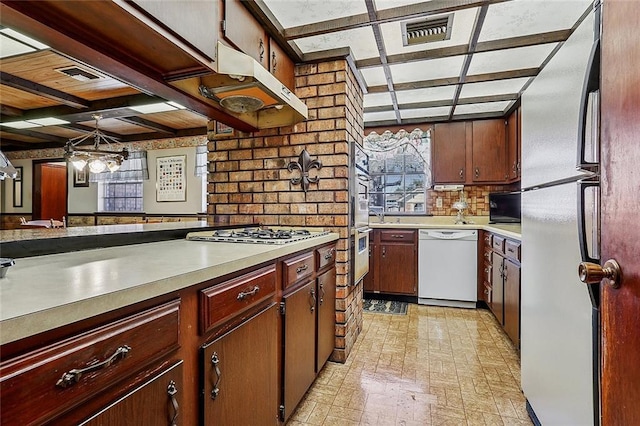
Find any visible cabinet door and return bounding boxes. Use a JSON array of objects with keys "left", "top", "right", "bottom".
[
  {"left": 506, "top": 109, "right": 519, "bottom": 181},
  {"left": 223, "top": 0, "right": 268, "bottom": 68},
  {"left": 491, "top": 252, "right": 505, "bottom": 325},
  {"left": 379, "top": 244, "right": 417, "bottom": 295},
  {"left": 363, "top": 242, "right": 376, "bottom": 292},
  {"left": 433, "top": 122, "right": 467, "bottom": 183},
  {"left": 472, "top": 119, "right": 508, "bottom": 182},
  {"left": 503, "top": 259, "right": 521, "bottom": 347},
  {"left": 317, "top": 268, "right": 336, "bottom": 372},
  {"left": 283, "top": 280, "right": 317, "bottom": 420},
  {"left": 269, "top": 38, "right": 295, "bottom": 91},
  {"left": 202, "top": 304, "right": 279, "bottom": 426},
  {"left": 81, "top": 361, "right": 183, "bottom": 426}
]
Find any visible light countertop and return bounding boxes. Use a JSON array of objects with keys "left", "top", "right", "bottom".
[
  {"left": 0, "top": 233, "right": 339, "bottom": 345},
  {"left": 369, "top": 216, "right": 521, "bottom": 240}
]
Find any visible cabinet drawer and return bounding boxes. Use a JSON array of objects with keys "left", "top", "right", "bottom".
[
  {"left": 0, "top": 300, "right": 180, "bottom": 426},
  {"left": 316, "top": 243, "right": 336, "bottom": 271},
  {"left": 505, "top": 240, "right": 521, "bottom": 262},
  {"left": 483, "top": 233, "right": 493, "bottom": 248},
  {"left": 379, "top": 230, "right": 416, "bottom": 243},
  {"left": 492, "top": 235, "right": 505, "bottom": 253},
  {"left": 200, "top": 264, "right": 276, "bottom": 334},
  {"left": 283, "top": 251, "right": 315, "bottom": 289}
]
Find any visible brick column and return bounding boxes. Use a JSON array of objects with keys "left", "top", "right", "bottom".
[{"left": 206, "top": 58, "right": 364, "bottom": 362}]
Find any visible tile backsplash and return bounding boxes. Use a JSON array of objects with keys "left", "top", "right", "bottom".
[{"left": 427, "top": 184, "right": 519, "bottom": 216}]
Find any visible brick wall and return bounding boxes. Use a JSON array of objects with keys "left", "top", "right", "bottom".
[
  {"left": 206, "top": 59, "right": 364, "bottom": 362},
  {"left": 427, "top": 184, "right": 519, "bottom": 216}
]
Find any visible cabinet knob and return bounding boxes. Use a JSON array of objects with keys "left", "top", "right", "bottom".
[
  {"left": 459, "top": 168, "right": 464, "bottom": 179},
  {"left": 579, "top": 260, "right": 622, "bottom": 288},
  {"left": 475, "top": 168, "right": 480, "bottom": 178}
]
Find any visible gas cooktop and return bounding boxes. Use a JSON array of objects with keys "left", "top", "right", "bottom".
[{"left": 186, "top": 227, "right": 329, "bottom": 245}]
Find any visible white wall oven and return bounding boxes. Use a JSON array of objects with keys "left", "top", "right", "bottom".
[{"left": 350, "top": 142, "right": 370, "bottom": 285}]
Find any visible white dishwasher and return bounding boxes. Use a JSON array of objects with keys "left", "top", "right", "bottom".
[{"left": 418, "top": 229, "right": 478, "bottom": 308}]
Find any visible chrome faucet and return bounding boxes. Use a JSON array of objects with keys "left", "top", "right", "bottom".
[{"left": 371, "top": 209, "right": 385, "bottom": 223}]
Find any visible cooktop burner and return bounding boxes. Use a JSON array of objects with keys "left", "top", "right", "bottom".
[{"left": 187, "top": 227, "right": 328, "bottom": 245}]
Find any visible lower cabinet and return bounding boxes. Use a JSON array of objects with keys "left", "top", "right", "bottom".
[
  {"left": 81, "top": 361, "right": 184, "bottom": 426},
  {"left": 482, "top": 231, "right": 522, "bottom": 348},
  {"left": 201, "top": 304, "right": 279, "bottom": 426},
  {"left": 366, "top": 229, "right": 417, "bottom": 296},
  {"left": 282, "top": 280, "right": 317, "bottom": 420},
  {"left": 316, "top": 267, "right": 336, "bottom": 372}
]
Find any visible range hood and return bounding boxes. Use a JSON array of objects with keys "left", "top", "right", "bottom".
[{"left": 198, "top": 42, "right": 307, "bottom": 129}]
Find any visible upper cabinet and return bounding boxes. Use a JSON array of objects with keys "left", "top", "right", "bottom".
[
  {"left": 506, "top": 108, "right": 521, "bottom": 181},
  {"left": 224, "top": 0, "right": 268, "bottom": 68},
  {"left": 433, "top": 118, "right": 519, "bottom": 185},
  {"left": 432, "top": 122, "right": 468, "bottom": 184},
  {"left": 223, "top": 0, "right": 295, "bottom": 91}
]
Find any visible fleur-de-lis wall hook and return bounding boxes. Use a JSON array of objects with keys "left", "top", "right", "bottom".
[{"left": 288, "top": 148, "right": 322, "bottom": 192}]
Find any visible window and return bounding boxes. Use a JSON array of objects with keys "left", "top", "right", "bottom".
[
  {"left": 364, "top": 129, "right": 431, "bottom": 214},
  {"left": 98, "top": 181, "right": 143, "bottom": 212}
]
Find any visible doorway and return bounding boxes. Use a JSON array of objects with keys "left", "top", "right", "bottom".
[{"left": 33, "top": 160, "right": 67, "bottom": 222}]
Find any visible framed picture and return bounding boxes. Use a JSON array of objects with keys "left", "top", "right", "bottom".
[
  {"left": 73, "top": 167, "right": 89, "bottom": 187},
  {"left": 211, "top": 120, "right": 235, "bottom": 139},
  {"left": 13, "top": 166, "right": 22, "bottom": 207},
  {"left": 156, "top": 155, "right": 186, "bottom": 202}
]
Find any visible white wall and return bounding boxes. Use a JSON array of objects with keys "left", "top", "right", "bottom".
[{"left": 1, "top": 159, "right": 33, "bottom": 214}]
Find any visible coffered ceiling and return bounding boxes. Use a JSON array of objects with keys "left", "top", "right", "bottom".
[{"left": 0, "top": 0, "right": 593, "bottom": 152}]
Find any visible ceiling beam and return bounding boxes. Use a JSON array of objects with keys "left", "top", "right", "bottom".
[
  {"left": 366, "top": 68, "right": 539, "bottom": 93},
  {"left": 356, "top": 29, "right": 570, "bottom": 69},
  {"left": 364, "top": 93, "right": 517, "bottom": 113},
  {"left": 283, "top": 0, "right": 511, "bottom": 40},
  {"left": 0, "top": 71, "right": 90, "bottom": 108},
  {"left": 0, "top": 103, "right": 24, "bottom": 117},
  {"left": 0, "top": 126, "right": 68, "bottom": 144},
  {"left": 117, "top": 116, "right": 176, "bottom": 134},
  {"left": 121, "top": 126, "right": 206, "bottom": 142}
]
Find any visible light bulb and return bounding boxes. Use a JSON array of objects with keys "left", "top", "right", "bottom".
[
  {"left": 88, "top": 158, "right": 107, "bottom": 173},
  {"left": 71, "top": 158, "right": 87, "bottom": 171},
  {"left": 106, "top": 159, "right": 121, "bottom": 172}
]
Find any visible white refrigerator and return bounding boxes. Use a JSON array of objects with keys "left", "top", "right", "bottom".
[{"left": 520, "top": 2, "right": 600, "bottom": 425}]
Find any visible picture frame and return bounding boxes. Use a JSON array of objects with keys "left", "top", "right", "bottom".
[
  {"left": 156, "top": 155, "right": 186, "bottom": 202},
  {"left": 13, "top": 166, "right": 22, "bottom": 207},
  {"left": 212, "top": 120, "right": 235, "bottom": 139},
  {"left": 73, "top": 167, "right": 89, "bottom": 187}
]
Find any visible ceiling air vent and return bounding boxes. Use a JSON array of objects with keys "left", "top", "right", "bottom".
[
  {"left": 401, "top": 14, "right": 453, "bottom": 46},
  {"left": 56, "top": 66, "right": 102, "bottom": 82}
]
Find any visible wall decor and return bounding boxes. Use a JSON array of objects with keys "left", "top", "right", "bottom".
[
  {"left": 73, "top": 166, "right": 89, "bottom": 187},
  {"left": 13, "top": 166, "right": 22, "bottom": 207},
  {"left": 288, "top": 148, "right": 322, "bottom": 192},
  {"left": 210, "top": 120, "right": 235, "bottom": 139},
  {"left": 156, "top": 155, "right": 186, "bottom": 202}
]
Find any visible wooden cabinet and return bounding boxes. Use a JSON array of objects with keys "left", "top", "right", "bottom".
[
  {"left": 316, "top": 266, "right": 336, "bottom": 373},
  {"left": 0, "top": 300, "right": 180, "bottom": 426},
  {"left": 81, "top": 361, "right": 184, "bottom": 426},
  {"left": 433, "top": 118, "right": 517, "bottom": 185},
  {"left": 472, "top": 119, "right": 508, "bottom": 182},
  {"left": 202, "top": 304, "right": 279, "bottom": 426},
  {"left": 433, "top": 122, "right": 468, "bottom": 183},
  {"left": 223, "top": 0, "right": 268, "bottom": 68},
  {"left": 481, "top": 231, "right": 522, "bottom": 348},
  {"left": 282, "top": 279, "right": 317, "bottom": 420},
  {"left": 365, "top": 229, "right": 417, "bottom": 296},
  {"left": 269, "top": 38, "right": 295, "bottom": 91},
  {"left": 506, "top": 107, "right": 521, "bottom": 181}
]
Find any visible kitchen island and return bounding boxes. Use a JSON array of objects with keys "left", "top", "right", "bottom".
[{"left": 0, "top": 231, "right": 339, "bottom": 425}]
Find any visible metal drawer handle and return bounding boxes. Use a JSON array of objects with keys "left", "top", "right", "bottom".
[
  {"left": 319, "top": 283, "right": 325, "bottom": 305},
  {"left": 310, "top": 288, "right": 316, "bottom": 312},
  {"left": 392, "top": 234, "right": 404, "bottom": 239},
  {"left": 237, "top": 285, "right": 260, "bottom": 300},
  {"left": 459, "top": 168, "right": 464, "bottom": 179},
  {"left": 271, "top": 51, "right": 277, "bottom": 73},
  {"left": 296, "top": 264, "right": 309, "bottom": 274},
  {"left": 259, "top": 38, "right": 265, "bottom": 63},
  {"left": 324, "top": 249, "right": 335, "bottom": 260},
  {"left": 508, "top": 247, "right": 515, "bottom": 253},
  {"left": 211, "top": 352, "right": 221, "bottom": 400},
  {"left": 475, "top": 167, "right": 480, "bottom": 178},
  {"left": 56, "top": 345, "right": 131, "bottom": 388},
  {"left": 167, "top": 380, "right": 179, "bottom": 426}
]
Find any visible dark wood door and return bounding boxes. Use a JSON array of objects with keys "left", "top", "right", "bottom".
[
  {"left": 503, "top": 259, "right": 521, "bottom": 347},
  {"left": 491, "top": 252, "right": 505, "bottom": 325},
  {"left": 269, "top": 38, "right": 295, "bottom": 91},
  {"left": 506, "top": 108, "right": 519, "bottom": 181},
  {"left": 316, "top": 268, "right": 336, "bottom": 372},
  {"left": 202, "top": 304, "right": 279, "bottom": 426},
  {"left": 432, "top": 122, "right": 467, "bottom": 183},
  {"left": 81, "top": 361, "right": 183, "bottom": 426},
  {"left": 472, "top": 119, "right": 507, "bottom": 182},
  {"left": 600, "top": 0, "right": 640, "bottom": 423},
  {"left": 224, "top": 0, "right": 268, "bottom": 68},
  {"left": 34, "top": 162, "right": 67, "bottom": 221},
  {"left": 363, "top": 240, "right": 376, "bottom": 293},
  {"left": 282, "top": 280, "right": 316, "bottom": 420},
  {"left": 378, "top": 244, "right": 416, "bottom": 295}
]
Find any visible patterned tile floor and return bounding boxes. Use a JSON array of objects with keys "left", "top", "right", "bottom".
[{"left": 287, "top": 304, "right": 533, "bottom": 426}]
